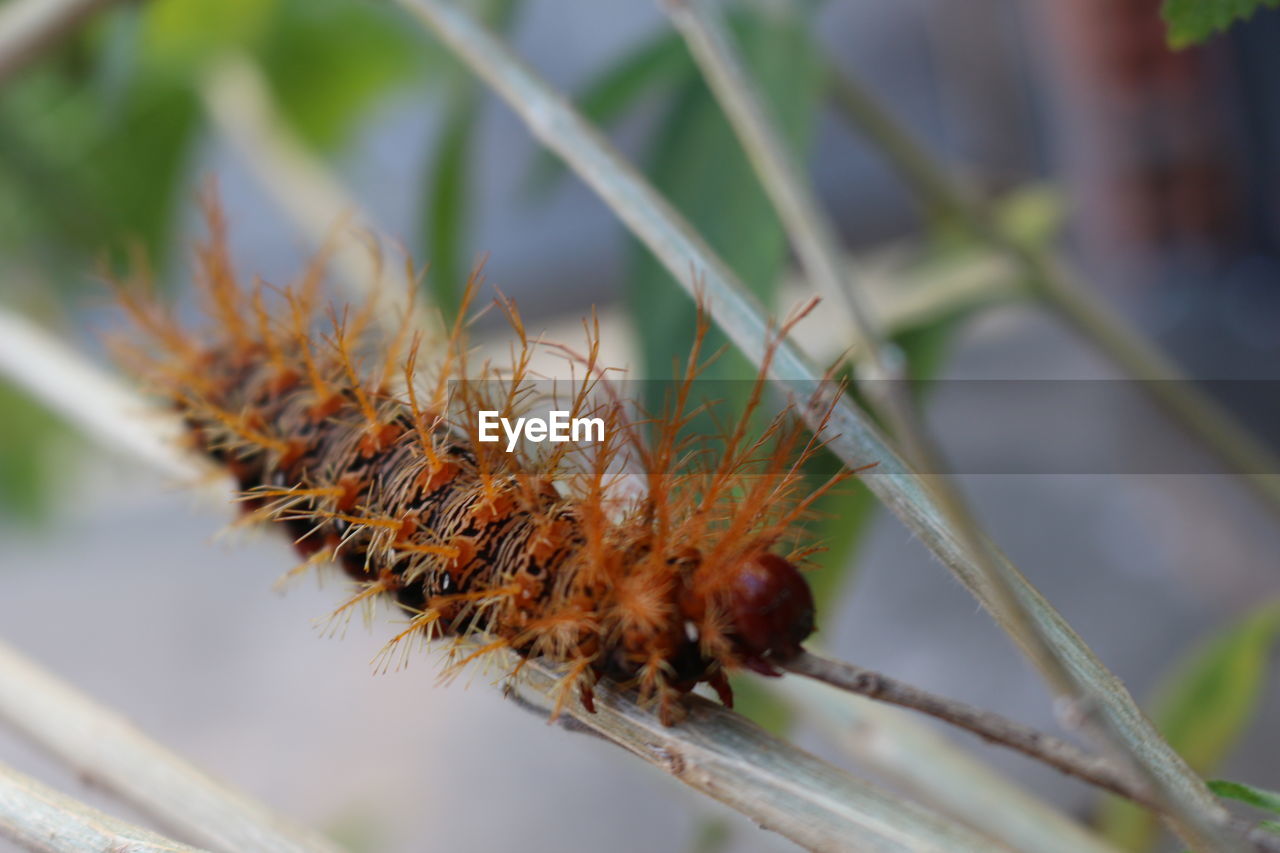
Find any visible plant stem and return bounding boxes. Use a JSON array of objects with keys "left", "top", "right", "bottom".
[
  {"left": 0, "top": 0, "right": 118, "bottom": 85},
  {"left": 663, "top": 0, "right": 1108, "bottom": 802},
  {"left": 783, "top": 651, "right": 1150, "bottom": 805},
  {"left": 1023, "top": 249, "right": 1280, "bottom": 512},
  {"left": 200, "top": 57, "right": 427, "bottom": 337},
  {"left": 0, "top": 311, "right": 199, "bottom": 481},
  {"left": 508, "top": 657, "right": 1005, "bottom": 852},
  {"left": 388, "top": 2, "right": 1244, "bottom": 849},
  {"left": 784, "top": 652, "right": 1280, "bottom": 853},
  {"left": 0, "top": 761, "right": 207, "bottom": 853},
  {"left": 664, "top": 0, "right": 888, "bottom": 376},
  {"left": 773, "top": 674, "right": 1124, "bottom": 853},
  {"left": 826, "top": 62, "right": 1280, "bottom": 518},
  {"left": 825, "top": 67, "right": 976, "bottom": 225},
  {"left": 0, "top": 640, "right": 344, "bottom": 853},
  {"left": 0, "top": 310, "right": 1003, "bottom": 852}
]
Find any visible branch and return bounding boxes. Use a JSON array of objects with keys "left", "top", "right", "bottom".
[
  {"left": 781, "top": 651, "right": 1151, "bottom": 806},
  {"left": 0, "top": 640, "right": 344, "bottom": 853},
  {"left": 0, "top": 311, "right": 200, "bottom": 481},
  {"left": 0, "top": 309, "right": 1006, "bottom": 853},
  {"left": 659, "top": 4, "right": 1130, "bottom": 821},
  {"left": 506, "top": 657, "right": 1007, "bottom": 852},
  {"left": 662, "top": 0, "right": 887, "bottom": 376},
  {"left": 0, "top": 0, "right": 118, "bottom": 86},
  {"left": 387, "top": 2, "right": 1245, "bottom": 849},
  {"left": 199, "top": 56, "right": 428, "bottom": 337},
  {"left": 771, "top": 674, "right": 1124, "bottom": 853},
  {"left": 783, "top": 653, "right": 1280, "bottom": 853},
  {"left": 825, "top": 62, "right": 1280, "bottom": 519},
  {"left": 0, "top": 761, "right": 207, "bottom": 853},
  {"left": 824, "top": 67, "right": 976, "bottom": 225}
]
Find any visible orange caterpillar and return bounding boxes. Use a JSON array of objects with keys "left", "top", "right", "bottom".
[{"left": 119, "top": 201, "right": 848, "bottom": 724}]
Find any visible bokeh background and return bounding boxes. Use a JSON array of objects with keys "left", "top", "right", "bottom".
[{"left": 0, "top": 1, "right": 1278, "bottom": 851}]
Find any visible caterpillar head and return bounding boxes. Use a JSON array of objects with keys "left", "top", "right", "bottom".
[{"left": 724, "top": 552, "right": 815, "bottom": 674}]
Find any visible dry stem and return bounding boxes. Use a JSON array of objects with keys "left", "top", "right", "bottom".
[
  {"left": 825, "top": 63, "right": 1280, "bottom": 518},
  {"left": 389, "top": 2, "right": 1245, "bottom": 848},
  {"left": 782, "top": 651, "right": 1152, "bottom": 805},
  {"left": 0, "top": 0, "right": 118, "bottom": 85},
  {"left": 0, "top": 761, "right": 207, "bottom": 853}
]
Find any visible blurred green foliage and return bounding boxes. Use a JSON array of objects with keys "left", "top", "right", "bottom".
[
  {"left": 419, "top": 0, "right": 520, "bottom": 318},
  {"left": 0, "top": 381, "right": 66, "bottom": 523},
  {"left": 536, "top": 5, "right": 1024, "bottom": 747},
  {"left": 536, "top": 9, "right": 829, "bottom": 739},
  {"left": 1162, "top": 0, "right": 1279, "bottom": 48},
  {"left": 0, "top": 0, "right": 431, "bottom": 522},
  {"left": 0, "top": 0, "right": 428, "bottom": 276},
  {"left": 0, "top": 3, "right": 1274, "bottom": 849},
  {"left": 256, "top": 0, "right": 430, "bottom": 151},
  {"left": 1097, "top": 600, "right": 1280, "bottom": 850},
  {"left": 1209, "top": 778, "right": 1280, "bottom": 818}
]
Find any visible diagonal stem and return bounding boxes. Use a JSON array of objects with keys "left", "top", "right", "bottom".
[
  {"left": 0, "top": 308, "right": 1008, "bottom": 853},
  {"left": 662, "top": 0, "right": 1102, "bottom": 794},
  {"left": 0, "top": 0, "right": 119, "bottom": 85},
  {"left": 783, "top": 651, "right": 1280, "bottom": 853},
  {"left": 825, "top": 63, "right": 1280, "bottom": 518},
  {"left": 388, "top": 2, "right": 1247, "bottom": 849},
  {"left": 0, "top": 761, "right": 208, "bottom": 853}
]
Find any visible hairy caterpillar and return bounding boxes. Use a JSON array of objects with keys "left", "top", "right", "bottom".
[{"left": 118, "top": 199, "right": 849, "bottom": 725}]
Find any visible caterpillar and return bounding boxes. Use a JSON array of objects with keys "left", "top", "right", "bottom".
[{"left": 118, "top": 198, "right": 849, "bottom": 725}]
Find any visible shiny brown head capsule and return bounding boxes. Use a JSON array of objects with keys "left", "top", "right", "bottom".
[{"left": 725, "top": 552, "right": 816, "bottom": 675}]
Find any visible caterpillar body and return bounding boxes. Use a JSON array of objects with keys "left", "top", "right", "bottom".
[{"left": 121, "top": 204, "right": 847, "bottom": 724}]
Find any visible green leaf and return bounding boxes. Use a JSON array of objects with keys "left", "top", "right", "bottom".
[
  {"left": 89, "top": 80, "right": 200, "bottom": 262},
  {"left": 419, "top": 0, "right": 520, "bottom": 316},
  {"left": 423, "top": 94, "right": 478, "bottom": 318},
  {"left": 991, "top": 183, "right": 1065, "bottom": 252},
  {"left": 617, "top": 10, "right": 824, "bottom": 733},
  {"left": 1161, "top": 0, "right": 1279, "bottom": 48},
  {"left": 628, "top": 10, "right": 822, "bottom": 394},
  {"left": 259, "top": 0, "right": 431, "bottom": 150},
  {"left": 1152, "top": 602, "right": 1280, "bottom": 771},
  {"left": 0, "top": 381, "right": 69, "bottom": 524},
  {"left": 0, "top": 25, "right": 200, "bottom": 267},
  {"left": 526, "top": 27, "right": 694, "bottom": 195},
  {"left": 141, "top": 0, "right": 279, "bottom": 74},
  {"left": 1097, "top": 600, "right": 1280, "bottom": 850},
  {"left": 1208, "top": 779, "right": 1280, "bottom": 816},
  {"left": 687, "top": 816, "right": 732, "bottom": 853}
]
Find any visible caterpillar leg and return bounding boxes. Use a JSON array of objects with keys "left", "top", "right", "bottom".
[
  {"left": 501, "top": 682, "right": 605, "bottom": 738},
  {"left": 707, "top": 668, "right": 734, "bottom": 709}
]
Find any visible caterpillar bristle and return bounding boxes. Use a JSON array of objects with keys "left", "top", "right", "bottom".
[{"left": 118, "top": 194, "right": 867, "bottom": 724}]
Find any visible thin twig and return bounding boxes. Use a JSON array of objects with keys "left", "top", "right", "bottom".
[
  {"left": 782, "top": 653, "right": 1280, "bottom": 853},
  {"left": 662, "top": 0, "right": 1115, "bottom": 805},
  {"left": 663, "top": 0, "right": 885, "bottom": 374},
  {"left": 199, "top": 56, "right": 428, "bottom": 337},
  {"left": 824, "top": 66, "right": 976, "bottom": 225},
  {"left": 0, "top": 0, "right": 118, "bottom": 86},
  {"left": 772, "top": 674, "right": 1124, "bottom": 853},
  {"left": 388, "top": 3, "right": 1245, "bottom": 849},
  {"left": 781, "top": 651, "right": 1151, "bottom": 807},
  {"left": 0, "top": 761, "right": 208, "bottom": 853},
  {"left": 0, "top": 311, "right": 1007, "bottom": 853},
  {"left": 825, "top": 62, "right": 1280, "bottom": 519},
  {"left": 0, "top": 311, "right": 200, "bottom": 481},
  {"left": 1022, "top": 250, "right": 1280, "bottom": 514},
  {"left": 506, "top": 658, "right": 1008, "bottom": 852}
]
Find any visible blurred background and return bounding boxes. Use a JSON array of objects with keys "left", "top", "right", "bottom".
[{"left": 0, "top": 0, "right": 1277, "bottom": 851}]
